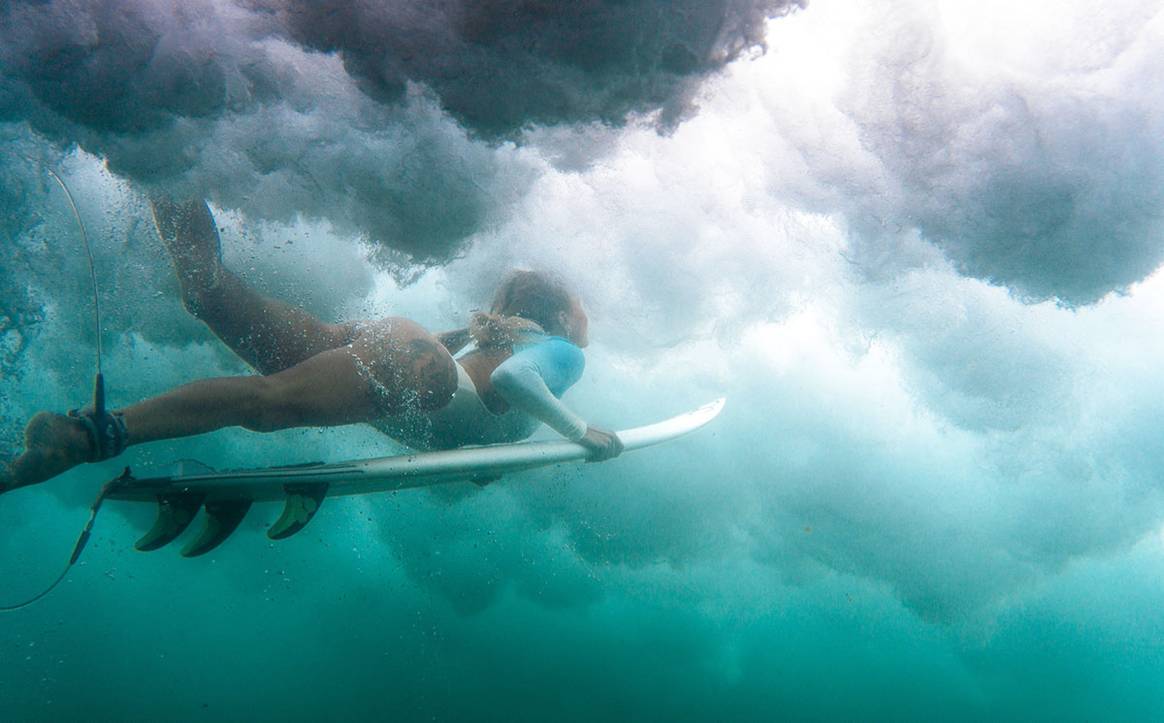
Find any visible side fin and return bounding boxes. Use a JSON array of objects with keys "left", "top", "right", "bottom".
[
  {"left": 267, "top": 483, "right": 329, "bottom": 540},
  {"left": 135, "top": 494, "right": 204, "bottom": 552},
  {"left": 181, "top": 499, "right": 253, "bottom": 557}
]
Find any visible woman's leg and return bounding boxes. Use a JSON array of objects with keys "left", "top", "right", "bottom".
[
  {"left": 1, "top": 318, "right": 458, "bottom": 492},
  {"left": 151, "top": 197, "right": 358, "bottom": 374},
  {"left": 122, "top": 346, "right": 386, "bottom": 443},
  {"left": 2, "top": 350, "right": 375, "bottom": 493},
  {"left": 3, "top": 199, "right": 365, "bottom": 493}
]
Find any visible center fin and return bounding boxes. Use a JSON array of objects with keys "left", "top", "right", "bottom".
[{"left": 181, "top": 499, "right": 253, "bottom": 558}]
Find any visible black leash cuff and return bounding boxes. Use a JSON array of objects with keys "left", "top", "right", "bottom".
[{"left": 68, "top": 407, "right": 128, "bottom": 462}]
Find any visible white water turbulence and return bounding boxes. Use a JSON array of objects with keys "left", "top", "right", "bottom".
[{"left": 3, "top": 0, "right": 1164, "bottom": 720}]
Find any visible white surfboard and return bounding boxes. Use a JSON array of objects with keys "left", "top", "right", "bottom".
[{"left": 105, "top": 398, "right": 725, "bottom": 557}]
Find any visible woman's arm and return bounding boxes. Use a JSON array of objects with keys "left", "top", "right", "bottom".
[
  {"left": 490, "top": 346, "right": 587, "bottom": 441},
  {"left": 435, "top": 328, "right": 472, "bottom": 356},
  {"left": 490, "top": 340, "right": 623, "bottom": 459}
]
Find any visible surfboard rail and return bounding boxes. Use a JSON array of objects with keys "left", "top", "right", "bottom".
[{"left": 104, "top": 398, "right": 725, "bottom": 556}]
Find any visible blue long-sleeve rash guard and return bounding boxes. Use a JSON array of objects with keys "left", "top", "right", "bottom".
[{"left": 490, "top": 335, "right": 587, "bottom": 441}]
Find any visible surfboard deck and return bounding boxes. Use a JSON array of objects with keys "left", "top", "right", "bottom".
[{"left": 104, "top": 398, "right": 724, "bottom": 556}]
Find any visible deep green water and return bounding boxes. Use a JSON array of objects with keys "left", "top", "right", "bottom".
[{"left": 5, "top": 0, "right": 1164, "bottom": 720}]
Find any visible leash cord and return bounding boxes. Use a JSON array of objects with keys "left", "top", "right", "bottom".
[{"left": 1, "top": 162, "right": 110, "bottom": 612}]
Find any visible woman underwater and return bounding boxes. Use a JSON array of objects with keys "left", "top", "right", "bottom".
[{"left": 1, "top": 198, "right": 623, "bottom": 493}]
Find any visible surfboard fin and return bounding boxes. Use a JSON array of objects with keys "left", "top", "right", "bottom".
[
  {"left": 135, "top": 494, "right": 204, "bottom": 552},
  {"left": 181, "top": 499, "right": 253, "bottom": 557},
  {"left": 267, "top": 483, "right": 329, "bottom": 540}
]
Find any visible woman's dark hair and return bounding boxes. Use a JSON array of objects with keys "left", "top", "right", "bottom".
[{"left": 490, "top": 270, "right": 575, "bottom": 337}]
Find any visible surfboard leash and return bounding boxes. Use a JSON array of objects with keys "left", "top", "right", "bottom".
[
  {"left": 1, "top": 162, "right": 114, "bottom": 612},
  {"left": 0, "top": 478, "right": 114, "bottom": 612}
]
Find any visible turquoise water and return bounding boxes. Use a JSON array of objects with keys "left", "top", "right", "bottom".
[{"left": 5, "top": 1, "right": 1164, "bottom": 721}]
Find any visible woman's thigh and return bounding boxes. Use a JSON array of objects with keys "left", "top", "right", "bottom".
[{"left": 255, "top": 347, "right": 383, "bottom": 429}]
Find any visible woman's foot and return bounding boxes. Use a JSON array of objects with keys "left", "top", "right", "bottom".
[
  {"left": 149, "top": 197, "right": 224, "bottom": 305},
  {"left": 6, "top": 412, "right": 95, "bottom": 490}
]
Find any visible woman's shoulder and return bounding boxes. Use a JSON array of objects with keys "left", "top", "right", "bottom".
[
  {"left": 526, "top": 335, "right": 585, "bottom": 384},
  {"left": 519, "top": 333, "right": 583, "bottom": 356}
]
